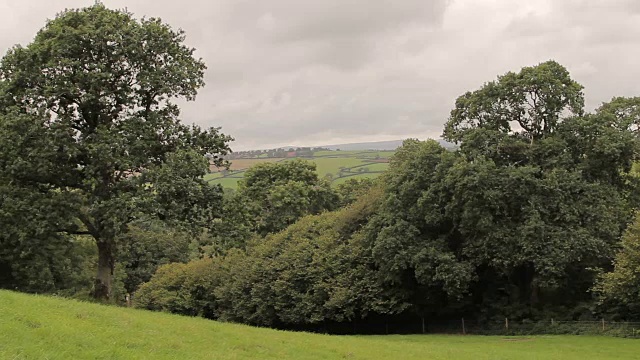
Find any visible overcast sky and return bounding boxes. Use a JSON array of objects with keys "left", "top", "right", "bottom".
[{"left": 1, "top": 1, "right": 640, "bottom": 150}]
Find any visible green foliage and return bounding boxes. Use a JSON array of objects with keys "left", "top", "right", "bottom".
[
  {"left": 138, "top": 187, "right": 402, "bottom": 326},
  {"left": 0, "top": 4, "right": 231, "bottom": 299},
  {"left": 116, "top": 221, "right": 195, "bottom": 295},
  {"left": 134, "top": 258, "right": 222, "bottom": 318},
  {"left": 596, "top": 97, "right": 640, "bottom": 135},
  {"left": 240, "top": 159, "right": 324, "bottom": 196},
  {"left": 335, "top": 177, "right": 376, "bottom": 206},
  {"left": 443, "top": 60, "right": 584, "bottom": 143},
  {"left": 362, "top": 62, "right": 636, "bottom": 320},
  {"left": 205, "top": 191, "right": 255, "bottom": 256},
  {"left": 215, "top": 215, "right": 381, "bottom": 326},
  {"left": 365, "top": 139, "right": 475, "bottom": 313},
  {"left": 211, "top": 160, "right": 339, "bottom": 252},
  {"left": 596, "top": 212, "right": 640, "bottom": 317},
  {"left": 0, "top": 184, "right": 94, "bottom": 293}
]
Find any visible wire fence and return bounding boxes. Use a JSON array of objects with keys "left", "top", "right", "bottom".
[
  {"left": 425, "top": 319, "right": 640, "bottom": 338},
  {"left": 309, "top": 318, "right": 640, "bottom": 338}
]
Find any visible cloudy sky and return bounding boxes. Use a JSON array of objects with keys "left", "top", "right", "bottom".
[{"left": 1, "top": 1, "right": 639, "bottom": 150}]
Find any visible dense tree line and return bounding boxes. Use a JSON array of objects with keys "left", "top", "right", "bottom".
[
  {"left": 2, "top": 3, "right": 640, "bottom": 332},
  {"left": 226, "top": 147, "right": 329, "bottom": 160},
  {"left": 135, "top": 62, "right": 640, "bottom": 328}
]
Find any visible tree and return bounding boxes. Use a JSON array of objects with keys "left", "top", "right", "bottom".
[
  {"left": 595, "top": 212, "right": 640, "bottom": 318},
  {"left": 596, "top": 96, "right": 640, "bottom": 135},
  {"left": 147, "top": 185, "right": 399, "bottom": 327},
  {"left": 116, "top": 220, "right": 195, "bottom": 296},
  {"left": 214, "top": 160, "right": 338, "bottom": 245},
  {"left": 335, "top": 177, "right": 376, "bottom": 207},
  {"left": 443, "top": 60, "right": 584, "bottom": 144},
  {"left": 0, "top": 184, "right": 95, "bottom": 294},
  {"left": 0, "top": 4, "right": 231, "bottom": 299},
  {"left": 365, "top": 140, "right": 475, "bottom": 312},
  {"left": 135, "top": 257, "right": 224, "bottom": 318},
  {"left": 364, "top": 62, "right": 637, "bottom": 320},
  {"left": 206, "top": 190, "right": 255, "bottom": 256}
]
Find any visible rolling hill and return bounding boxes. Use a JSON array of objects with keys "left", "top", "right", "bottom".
[{"left": 321, "top": 139, "right": 455, "bottom": 151}]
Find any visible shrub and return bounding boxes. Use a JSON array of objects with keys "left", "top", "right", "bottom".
[{"left": 134, "top": 258, "right": 223, "bottom": 318}]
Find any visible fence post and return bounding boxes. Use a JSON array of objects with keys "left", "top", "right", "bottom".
[
  {"left": 551, "top": 318, "right": 554, "bottom": 326},
  {"left": 505, "top": 318, "right": 509, "bottom": 332},
  {"left": 462, "top": 318, "right": 466, "bottom": 335},
  {"left": 421, "top": 316, "right": 425, "bottom": 334},
  {"left": 602, "top": 319, "right": 605, "bottom": 332}
]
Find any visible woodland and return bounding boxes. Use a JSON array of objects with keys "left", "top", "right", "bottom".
[{"left": 1, "top": 4, "right": 640, "bottom": 333}]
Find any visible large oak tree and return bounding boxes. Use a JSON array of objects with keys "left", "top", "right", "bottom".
[{"left": 0, "top": 4, "right": 231, "bottom": 299}]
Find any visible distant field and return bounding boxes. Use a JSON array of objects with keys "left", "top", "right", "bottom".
[
  {"left": 207, "top": 150, "right": 395, "bottom": 189},
  {"left": 209, "top": 176, "right": 242, "bottom": 189},
  {"left": 1, "top": 291, "right": 638, "bottom": 360},
  {"left": 226, "top": 158, "right": 284, "bottom": 170}
]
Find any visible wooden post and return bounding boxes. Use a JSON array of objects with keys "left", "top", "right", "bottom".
[
  {"left": 551, "top": 318, "right": 554, "bottom": 326},
  {"left": 602, "top": 319, "right": 605, "bottom": 332},
  {"left": 462, "top": 318, "right": 466, "bottom": 335},
  {"left": 505, "top": 318, "right": 509, "bottom": 331},
  {"left": 421, "top": 316, "right": 425, "bottom": 334}
]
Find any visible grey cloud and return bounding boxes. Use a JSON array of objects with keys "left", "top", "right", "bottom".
[
  {"left": 1, "top": 0, "right": 640, "bottom": 150},
  {"left": 227, "top": 1, "right": 446, "bottom": 41},
  {"left": 499, "top": 0, "right": 640, "bottom": 112}
]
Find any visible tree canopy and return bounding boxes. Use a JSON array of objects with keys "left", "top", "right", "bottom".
[
  {"left": 208, "top": 159, "right": 339, "bottom": 254},
  {"left": 443, "top": 60, "right": 584, "bottom": 143},
  {"left": 596, "top": 212, "right": 640, "bottom": 318}
]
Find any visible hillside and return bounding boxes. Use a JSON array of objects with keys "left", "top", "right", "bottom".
[
  {"left": 323, "top": 140, "right": 405, "bottom": 151},
  {"left": 0, "top": 291, "right": 637, "bottom": 360},
  {"left": 322, "top": 139, "right": 456, "bottom": 151},
  {"left": 207, "top": 139, "right": 458, "bottom": 189},
  {"left": 206, "top": 149, "right": 394, "bottom": 189}
]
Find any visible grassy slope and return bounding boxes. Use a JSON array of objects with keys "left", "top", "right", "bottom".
[
  {"left": 309, "top": 157, "right": 367, "bottom": 175},
  {"left": 1, "top": 291, "right": 638, "bottom": 360}
]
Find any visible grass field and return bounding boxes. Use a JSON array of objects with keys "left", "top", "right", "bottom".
[
  {"left": 225, "top": 158, "right": 284, "bottom": 170},
  {"left": 1, "top": 291, "right": 638, "bottom": 360},
  {"left": 207, "top": 150, "right": 395, "bottom": 189}
]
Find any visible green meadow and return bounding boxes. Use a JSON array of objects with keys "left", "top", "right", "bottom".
[{"left": 1, "top": 291, "right": 637, "bottom": 360}]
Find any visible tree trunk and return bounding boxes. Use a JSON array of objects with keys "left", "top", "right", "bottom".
[
  {"left": 530, "top": 282, "right": 540, "bottom": 306},
  {"left": 94, "top": 239, "right": 115, "bottom": 300}
]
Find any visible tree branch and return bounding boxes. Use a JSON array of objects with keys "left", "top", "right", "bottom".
[
  {"left": 77, "top": 212, "right": 100, "bottom": 240},
  {"left": 66, "top": 230, "right": 94, "bottom": 236}
]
